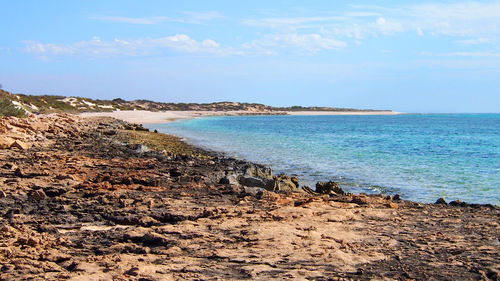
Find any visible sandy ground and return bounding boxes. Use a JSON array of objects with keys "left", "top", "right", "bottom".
[{"left": 80, "top": 110, "right": 402, "bottom": 124}]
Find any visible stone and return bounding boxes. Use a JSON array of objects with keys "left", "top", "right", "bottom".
[
  {"left": 244, "top": 165, "right": 273, "bottom": 179},
  {"left": 316, "top": 181, "right": 345, "bottom": 195},
  {"left": 124, "top": 230, "right": 147, "bottom": 242},
  {"left": 351, "top": 196, "right": 368, "bottom": 205},
  {"left": 392, "top": 194, "right": 401, "bottom": 201},
  {"left": 138, "top": 216, "right": 160, "bottom": 227},
  {"left": 273, "top": 175, "right": 299, "bottom": 191},
  {"left": 301, "top": 186, "right": 316, "bottom": 194},
  {"left": 435, "top": 198, "right": 447, "bottom": 205},
  {"left": 169, "top": 168, "right": 182, "bottom": 177},
  {"left": 0, "top": 190, "right": 6, "bottom": 198},
  {"left": 10, "top": 140, "right": 30, "bottom": 150},
  {"left": 141, "top": 232, "right": 170, "bottom": 246},
  {"left": 385, "top": 202, "right": 399, "bottom": 208},
  {"left": 243, "top": 186, "right": 266, "bottom": 197},
  {"left": 27, "top": 237, "right": 39, "bottom": 247},
  {"left": 125, "top": 266, "right": 140, "bottom": 276},
  {"left": 0, "top": 137, "right": 15, "bottom": 149},
  {"left": 29, "top": 189, "right": 46, "bottom": 201},
  {"left": 219, "top": 174, "right": 239, "bottom": 185},
  {"left": 2, "top": 163, "right": 17, "bottom": 170},
  {"left": 449, "top": 200, "right": 468, "bottom": 207},
  {"left": 239, "top": 176, "right": 270, "bottom": 188}
]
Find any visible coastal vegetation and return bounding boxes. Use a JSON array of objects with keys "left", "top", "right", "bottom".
[
  {"left": 0, "top": 88, "right": 392, "bottom": 115},
  {"left": 0, "top": 90, "right": 27, "bottom": 117}
]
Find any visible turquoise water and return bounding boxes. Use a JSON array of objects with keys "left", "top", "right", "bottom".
[{"left": 149, "top": 114, "right": 500, "bottom": 205}]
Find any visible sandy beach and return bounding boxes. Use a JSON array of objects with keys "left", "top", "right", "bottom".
[{"left": 80, "top": 110, "right": 402, "bottom": 124}]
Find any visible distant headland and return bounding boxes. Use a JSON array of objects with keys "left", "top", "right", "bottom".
[{"left": 0, "top": 89, "right": 397, "bottom": 118}]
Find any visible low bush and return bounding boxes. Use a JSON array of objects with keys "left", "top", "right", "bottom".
[{"left": 0, "top": 98, "right": 27, "bottom": 117}]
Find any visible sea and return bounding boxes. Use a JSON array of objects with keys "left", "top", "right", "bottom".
[{"left": 147, "top": 114, "right": 500, "bottom": 205}]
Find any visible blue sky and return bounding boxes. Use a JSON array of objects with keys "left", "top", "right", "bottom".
[{"left": 1, "top": 0, "right": 499, "bottom": 112}]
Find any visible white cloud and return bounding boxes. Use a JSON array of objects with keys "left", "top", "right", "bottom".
[
  {"left": 442, "top": 51, "right": 500, "bottom": 57},
  {"left": 375, "top": 17, "right": 404, "bottom": 34},
  {"left": 90, "top": 11, "right": 222, "bottom": 25},
  {"left": 421, "top": 51, "right": 500, "bottom": 57},
  {"left": 407, "top": 2, "right": 500, "bottom": 36},
  {"left": 23, "top": 35, "right": 238, "bottom": 59},
  {"left": 202, "top": 39, "right": 220, "bottom": 48},
  {"left": 242, "top": 16, "right": 344, "bottom": 28},
  {"left": 89, "top": 16, "right": 169, "bottom": 25},
  {"left": 246, "top": 33, "right": 347, "bottom": 54},
  {"left": 179, "top": 11, "right": 222, "bottom": 22},
  {"left": 242, "top": 2, "right": 500, "bottom": 43},
  {"left": 456, "top": 38, "right": 491, "bottom": 45}
]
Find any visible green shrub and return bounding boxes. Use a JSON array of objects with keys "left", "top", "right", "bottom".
[{"left": 0, "top": 98, "right": 27, "bottom": 117}]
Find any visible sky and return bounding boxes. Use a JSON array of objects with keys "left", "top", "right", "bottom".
[{"left": 1, "top": 0, "right": 499, "bottom": 113}]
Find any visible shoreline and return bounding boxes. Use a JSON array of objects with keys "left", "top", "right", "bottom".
[
  {"left": 1, "top": 114, "right": 498, "bottom": 280},
  {"left": 82, "top": 110, "right": 496, "bottom": 205},
  {"left": 79, "top": 109, "right": 402, "bottom": 124}
]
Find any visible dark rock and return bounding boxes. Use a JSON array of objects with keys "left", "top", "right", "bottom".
[
  {"left": 141, "top": 232, "right": 170, "bottom": 246},
  {"left": 38, "top": 224, "right": 57, "bottom": 233},
  {"left": 449, "top": 200, "right": 468, "bottom": 207},
  {"left": 219, "top": 177, "right": 230, "bottom": 184},
  {"left": 239, "top": 176, "right": 270, "bottom": 189},
  {"left": 243, "top": 186, "right": 266, "bottom": 197},
  {"left": 103, "top": 130, "right": 117, "bottom": 136},
  {"left": 316, "top": 181, "right": 345, "bottom": 195},
  {"left": 43, "top": 187, "right": 67, "bottom": 197},
  {"left": 28, "top": 189, "right": 46, "bottom": 201},
  {"left": 273, "top": 174, "right": 299, "bottom": 191},
  {"left": 169, "top": 168, "right": 182, "bottom": 177},
  {"left": 125, "top": 267, "right": 140, "bottom": 276},
  {"left": 392, "top": 194, "right": 401, "bottom": 201},
  {"left": 301, "top": 186, "right": 316, "bottom": 194},
  {"left": 351, "top": 196, "right": 368, "bottom": 205},
  {"left": 435, "top": 198, "right": 447, "bottom": 205},
  {"left": 2, "top": 163, "right": 16, "bottom": 169},
  {"left": 244, "top": 165, "right": 273, "bottom": 179},
  {"left": 14, "top": 168, "right": 25, "bottom": 178}
]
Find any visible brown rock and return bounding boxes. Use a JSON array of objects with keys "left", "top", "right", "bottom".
[
  {"left": 29, "top": 189, "right": 46, "bottom": 201},
  {"left": 10, "top": 140, "right": 30, "bottom": 150},
  {"left": 316, "top": 181, "right": 345, "bottom": 195},
  {"left": 17, "top": 236, "right": 39, "bottom": 247},
  {"left": 385, "top": 202, "right": 399, "bottom": 208},
  {"left": 42, "top": 250, "right": 72, "bottom": 263},
  {"left": 351, "top": 195, "right": 368, "bottom": 205},
  {"left": 435, "top": 198, "right": 447, "bottom": 205},
  {"left": 2, "top": 162, "right": 17, "bottom": 170},
  {"left": 0, "top": 137, "right": 15, "bottom": 149},
  {"left": 27, "top": 237, "right": 39, "bottom": 247},
  {"left": 141, "top": 232, "right": 171, "bottom": 246},
  {"left": 301, "top": 186, "right": 316, "bottom": 194},
  {"left": 124, "top": 266, "right": 139, "bottom": 276}
]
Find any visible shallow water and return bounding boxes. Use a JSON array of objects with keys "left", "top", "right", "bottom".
[{"left": 148, "top": 114, "right": 500, "bottom": 204}]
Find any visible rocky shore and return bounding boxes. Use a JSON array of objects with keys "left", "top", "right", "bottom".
[{"left": 0, "top": 114, "right": 499, "bottom": 280}]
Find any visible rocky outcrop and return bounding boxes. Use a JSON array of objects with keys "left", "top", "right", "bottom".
[{"left": 316, "top": 181, "right": 345, "bottom": 195}]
